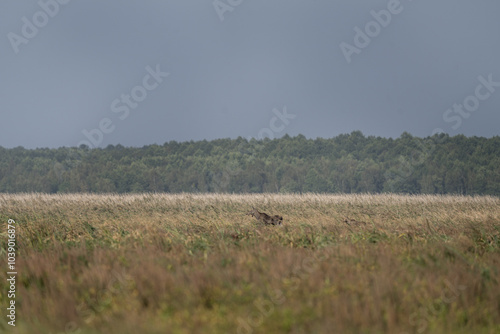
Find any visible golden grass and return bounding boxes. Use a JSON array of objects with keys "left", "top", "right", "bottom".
[{"left": 0, "top": 193, "right": 499, "bottom": 334}]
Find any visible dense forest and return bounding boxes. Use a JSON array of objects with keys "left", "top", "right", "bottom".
[{"left": 1, "top": 132, "right": 499, "bottom": 195}]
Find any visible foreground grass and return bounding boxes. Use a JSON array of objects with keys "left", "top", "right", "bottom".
[{"left": 0, "top": 193, "right": 499, "bottom": 334}]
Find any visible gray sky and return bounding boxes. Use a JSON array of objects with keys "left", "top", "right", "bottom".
[{"left": 1, "top": 0, "right": 499, "bottom": 149}]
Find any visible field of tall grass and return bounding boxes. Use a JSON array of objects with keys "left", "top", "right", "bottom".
[{"left": 1, "top": 193, "right": 499, "bottom": 334}]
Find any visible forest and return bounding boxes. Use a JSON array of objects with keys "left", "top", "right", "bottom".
[{"left": 1, "top": 132, "right": 499, "bottom": 195}]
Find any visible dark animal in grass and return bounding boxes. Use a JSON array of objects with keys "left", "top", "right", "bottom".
[
  {"left": 246, "top": 208, "right": 283, "bottom": 226},
  {"left": 343, "top": 217, "right": 367, "bottom": 226}
]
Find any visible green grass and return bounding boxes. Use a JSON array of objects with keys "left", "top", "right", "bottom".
[{"left": 0, "top": 193, "right": 499, "bottom": 334}]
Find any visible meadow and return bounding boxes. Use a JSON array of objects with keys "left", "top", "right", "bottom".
[{"left": 0, "top": 193, "right": 499, "bottom": 334}]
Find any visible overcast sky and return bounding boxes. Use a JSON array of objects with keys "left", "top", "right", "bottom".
[{"left": 1, "top": 0, "right": 499, "bottom": 149}]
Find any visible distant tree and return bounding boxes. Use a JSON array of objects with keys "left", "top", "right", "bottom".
[{"left": 0, "top": 134, "right": 498, "bottom": 195}]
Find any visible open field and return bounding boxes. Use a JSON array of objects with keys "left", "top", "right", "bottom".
[{"left": 1, "top": 193, "right": 499, "bottom": 334}]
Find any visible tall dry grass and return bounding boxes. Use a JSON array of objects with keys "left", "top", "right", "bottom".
[{"left": 0, "top": 193, "right": 499, "bottom": 334}]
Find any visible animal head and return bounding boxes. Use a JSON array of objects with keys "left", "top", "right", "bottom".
[
  {"left": 246, "top": 207, "right": 259, "bottom": 217},
  {"left": 273, "top": 215, "right": 283, "bottom": 225}
]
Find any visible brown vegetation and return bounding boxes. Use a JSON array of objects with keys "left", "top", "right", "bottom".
[{"left": 0, "top": 193, "right": 499, "bottom": 334}]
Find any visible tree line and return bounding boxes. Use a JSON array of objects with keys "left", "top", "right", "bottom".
[{"left": 1, "top": 132, "right": 499, "bottom": 195}]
